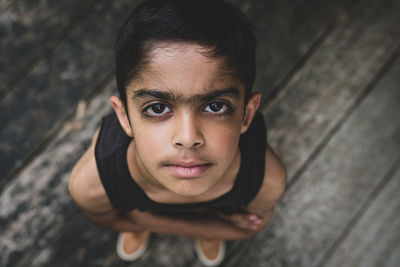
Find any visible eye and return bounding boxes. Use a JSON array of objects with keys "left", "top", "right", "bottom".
[
  {"left": 203, "top": 102, "right": 230, "bottom": 114},
  {"left": 143, "top": 103, "right": 172, "bottom": 117}
]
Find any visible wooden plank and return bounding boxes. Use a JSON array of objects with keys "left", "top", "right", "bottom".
[
  {"left": 0, "top": 0, "right": 97, "bottom": 95},
  {"left": 263, "top": 0, "right": 400, "bottom": 180},
  {"left": 0, "top": 0, "right": 141, "bottom": 187},
  {"left": 323, "top": 164, "right": 400, "bottom": 267},
  {"left": 0, "top": 84, "right": 114, "bottom": 267},
  {"left": 226, "top": 46, "right": 400, "bottom": 266},
  {"left": 0, "top": 0, "right": 391, "bottom": 266},
  {"left": 249, "top": 0, "right": 361, "bottom": 105}
]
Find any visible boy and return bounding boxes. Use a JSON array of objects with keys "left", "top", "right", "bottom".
[{"left": 68, "top": 0, "right": 286, "bottom": 266}]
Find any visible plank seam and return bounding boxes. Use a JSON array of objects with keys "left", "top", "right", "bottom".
[
  {"left": 0, "top": 71, "right": 115, "bottom": 193},
  {"left": 315, "top": 156, "right": 400, "bottom": 267},
  {"left": 260, "top": 22, "right": 335, "bottom": 109},
  {"left": 285, "top": 45, "right": 400, "bottom": 190},
  {"left": 258, "top": 0, "right": 366, "bottom": 109},
  {"left": 0, "top": 0, "right": 99, "bottom": 99}
]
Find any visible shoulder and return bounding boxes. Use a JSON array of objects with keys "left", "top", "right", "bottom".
[
  {"left": 68, "top": 128, "right": 113, "bottom": 214},
  {"left": 245, "top": 145, "right": 286, "bottom": 215}
]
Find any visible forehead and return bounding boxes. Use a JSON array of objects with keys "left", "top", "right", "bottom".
[{"left": 127, "top": 42, "right": 244, "bottom": 97}]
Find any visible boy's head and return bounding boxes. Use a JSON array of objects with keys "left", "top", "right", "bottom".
[
  {"left": 111, "top": 0, "right": 261, "bottom": 197},
  {"left": 115, "top": 0, "right": 257, "bottom": 109}
]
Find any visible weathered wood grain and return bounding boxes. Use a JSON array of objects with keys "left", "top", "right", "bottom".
[
  {"left": 0, "top": 83, "right": 114, "bottom": 267},
  {"left": 0, "top": 0, "right": 141, "bottom": 187},
  {"left": 323, "top": 163, "right": 400, "bottom": 267},
  {"left": 0, "top": 0, "right": 97, "bottom": 95},
  {"left": 2, "top": 0, "right": 399, "bottom": 266},
  {"left": 227, "top": 47, "right": 400, "bottom": 267},
  {"left": 249, "top": 0, "right": 360, "bottom": 105},
  {"left": 263, "top": 0, "right": 400, "bottom": 181},
  {"left": 0, "top": 0, "right": 15, "bottom": 13}
]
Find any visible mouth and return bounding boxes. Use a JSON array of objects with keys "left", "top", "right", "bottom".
[{"left": 164, "top": 162, "right": 212, "bottom": 178}]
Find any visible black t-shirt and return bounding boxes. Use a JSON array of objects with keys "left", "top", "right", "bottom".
[{"left": 95, "top": 111, "right": 267, "bottom": 214}]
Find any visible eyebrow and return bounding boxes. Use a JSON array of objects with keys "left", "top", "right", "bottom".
[{"left": 132, "top": 87, "right": 241, "bottom": 104}]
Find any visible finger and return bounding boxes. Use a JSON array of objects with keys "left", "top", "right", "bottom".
[{"left": 248, "top": 214, "right": 262, "bottom": 225}]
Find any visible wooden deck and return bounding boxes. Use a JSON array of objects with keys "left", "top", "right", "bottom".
[{"left": 1, "top": 0, "right": 399, "bottom": 266}]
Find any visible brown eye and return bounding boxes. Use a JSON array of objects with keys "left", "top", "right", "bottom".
[
  {"left": 209, "top": 102, "right": 223, "bottom": 112},
  {"left": 204, "top": 102, "right": 229, "bottom": 114},
  {"left": 143, "top": 103, "right": 172, "bottom": 117},
  {"left": 151, "top": 103, "right": 165, "bottom": 113}
]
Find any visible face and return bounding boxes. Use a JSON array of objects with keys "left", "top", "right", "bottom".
[{"left": 112, "top": 43, "right": 260, "bottom": 199}]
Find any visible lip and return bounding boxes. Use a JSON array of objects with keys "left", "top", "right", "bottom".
[{"left": 165, "top": 162, "right": 212, "bottom": 178}]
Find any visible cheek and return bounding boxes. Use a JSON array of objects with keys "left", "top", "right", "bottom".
[
  {"left": 205, "top": 124, "right": 241, "bottom": 157},
  {"left": 133, "top": 125, "right": 170, "bottom": 160}
]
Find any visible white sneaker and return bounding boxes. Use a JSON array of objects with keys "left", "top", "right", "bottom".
[
  {"left": 116, "top": 232, "right": 150, "bottom": 261},
  {"left": 194, "top": 239, "right": 226, "bottom": 266}
]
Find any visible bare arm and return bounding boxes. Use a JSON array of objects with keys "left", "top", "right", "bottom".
[
  {"left": 81, "top": 206, "right": 257, "bottom": 240},
  {"left": 245, "top": 145, "right": 286, "bottom": 227},
  {"left": 217, "top": 145, "right": 286, "bottom": 233},
  {"left": 127, "top": 209, "right": 257, "bottom": 240}
]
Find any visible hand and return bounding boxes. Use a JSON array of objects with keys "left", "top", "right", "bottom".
[{"left": 215, "top": 212, "right": 264, "bottom": 231}]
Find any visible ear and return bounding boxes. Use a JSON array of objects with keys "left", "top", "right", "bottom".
[
  {"left": 110, "top": 96, "right": 134, "bottom": 137},
  {"left": 240, "top": 92, "right": 261, "bottom": 134}
]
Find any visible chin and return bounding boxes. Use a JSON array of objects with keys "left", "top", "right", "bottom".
[{"left": 168, "top": 179, "right": 213, "bottom": 198}]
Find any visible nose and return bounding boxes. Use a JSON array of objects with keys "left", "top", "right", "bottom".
[{"left": 172, "top": 112, "right": 205, "bottom": 149}]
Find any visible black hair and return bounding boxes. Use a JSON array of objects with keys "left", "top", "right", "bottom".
[{"left": 115, "top": 0, "right": 257, "bottom": 108}]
